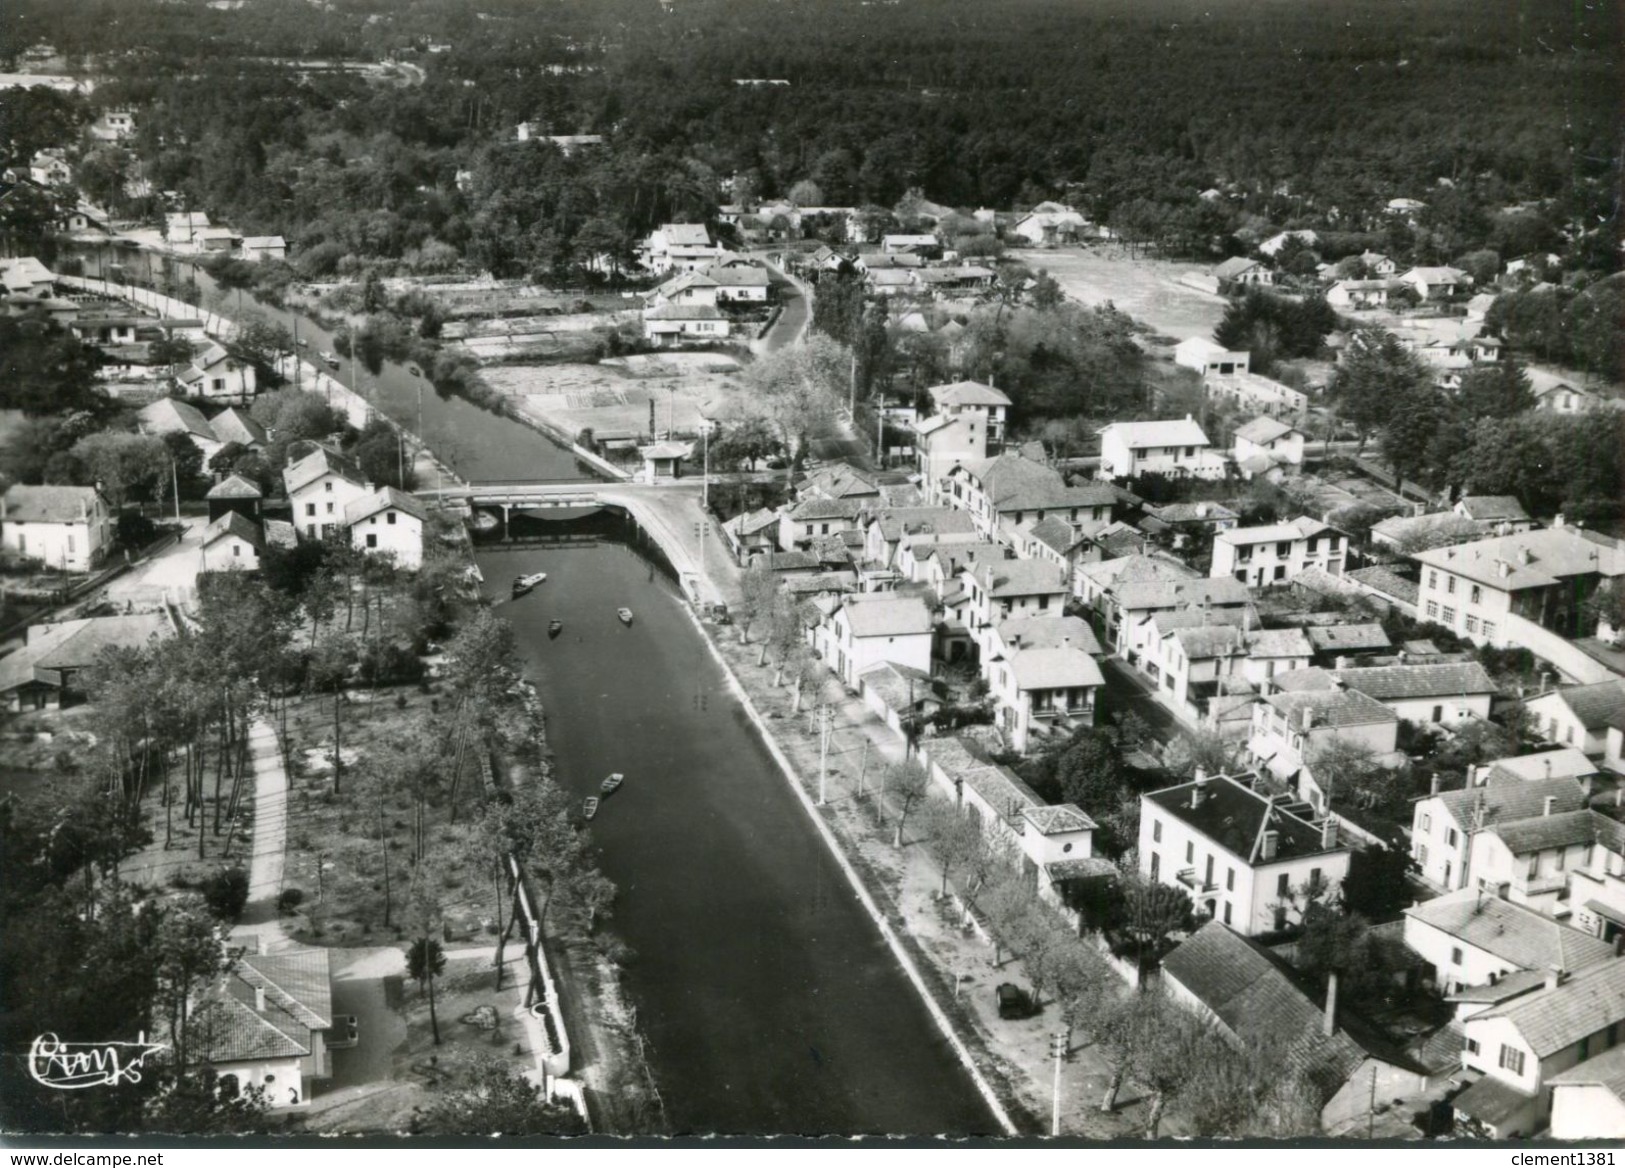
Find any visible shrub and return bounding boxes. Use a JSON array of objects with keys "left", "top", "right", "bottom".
[
  {"left": 277, "top": 887, "right": 305, "bottom": 914},
  {"left": 202, "top": 867, "right": 251, "bottom": 921}
]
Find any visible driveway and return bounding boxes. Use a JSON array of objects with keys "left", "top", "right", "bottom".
[
  {"left": 323, "top": 947, "right": 407, "bottom": 1094},
  {"left": 103, "top": 516, "right": 207, "bottom": 607},
  {"left": 1098, "top": 657, "right": 1185, "bottom": 746},
  {"left": 759, "top": 262, "right": 810, "bottom": 352}
]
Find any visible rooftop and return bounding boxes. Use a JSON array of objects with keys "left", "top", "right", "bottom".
[
  {"left": 1101, "top": 417, "right": 1211, "bottom": 450},
  {"left": 967, "top": 557, "right": 1070, "bottom": 599},
  {"left": 1145, "top": 772, "right": 1345, "bottom": 864},
  {"left": 1548, "top": 1042, "right": 1625, "bottom": 1102},
  {"left": 997, "top": 614, "right": 1103, "bottom": 656},
  {"left": 1478, "top": 959, "right": 1625, "bottom": 1058},
  {"left": 1305, "top": 623, "right": 1392, "bottom": 653},
  {"left": 283, "top": 447, "right": 365, "bottom": 496},
  {"left": 1433, "top": 773, "right": 1588, "bottom": 830},
  {"left": 1234, "top": 416, "right": 1299, "bottom": 445},
  {"left": 1405, "top": 889, "right": 1618, "bottom": 974},
  {"left": 1457, "top": 496, "right": 1531, "bottom": 523},
  {"left": 839, "top": 593, "right": 934, "bottom": 638},
  {"left": 1264, "top": 687, "right": 1399, "bottom": 729},
  {"left": 928, "top": 380, "right": 1011, "bottom": 409},
  {"left": 205, "top": 473, "right": 264, "bottom": 501},
  {"left": 201, "top": 510, "right": 263, "bottom": 550},
  {"left": 0, "top": 484, "right": 104, "bottom": 524},
  {"left": 1541, "top": 680, "right": 1625, "bottom": 731},
  {"left": 1023, "top": 803, "right": 1097, "bottom": 836},
  {"left": 924, "top": 735, "right": 1043, "bottom": 822},
  {"left": 1009, "top": 646, "right": 1104, "bottom": 691},
  {"left": 1413, "top": 527, "right": 1625, "bottom": 592},
  {"left": 343, "top": 485, "right": 428, "bottom": 527},
  {"left": 1217, "top": 516, "right": 1331, "bottom": 546},
  {"left": 1334, "top": 661, "right": 1498, "bottom": 702},
  {"left": 1481, "top": 749, "right": 1598, "bottom": 786}
]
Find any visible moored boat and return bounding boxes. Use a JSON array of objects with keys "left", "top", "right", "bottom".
[
  {"left": 617, "top": 607, "right": 634, "bottom": 625},
  {"left": 582, "top": 796, "right": 600, "bottom": 820},
  {"left": 512, "top": 571, "right": 547, "bottom": 597},
  {"left": 469, "top": 509, "right": 499, "bottom": 533},
  {"left": 320, "top": 350, "right": 340, "bottom": 368},
  {"left": 548, "top": 619, "right": 563, "bottom": 638},
  {"left": 601, "top": 772, "right": 624, "bottom": 796}
]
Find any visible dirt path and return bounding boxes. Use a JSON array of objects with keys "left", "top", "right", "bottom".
[{"left": 232, "top": 717, "right": 291, "bottom": 953}]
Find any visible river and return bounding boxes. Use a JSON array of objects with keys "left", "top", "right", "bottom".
[
  {"left": 479, "top": 511, "right": 994, "bottom": 1135},
  {"left": 75, "top": 243, "right": 994, "bottom": 1134}
]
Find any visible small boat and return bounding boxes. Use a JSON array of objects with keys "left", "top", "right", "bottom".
[
  {"left": 548, "top": 619, "right": 563, "bottom": 638},
  {"left": 512, "top": 571, "right": 547, "bottom": 597},
  {"left": 469, "top": 510, "right": 499, "bottom": 533},
  {"left": 582, "top": 796, "right": 600, "bottom": 820},
  {"left": 617, "top": 607, "right": 634, "bottom": 626},
  {"left": 601, "top": 772, "right": 624, "bottom": 796},
  {"left": 320, "top": 350, "right": 341, "bottom": 368},
  {"left": 297, "top": 338, "right": 309, "bottom": 348},
  {"left": 408, "top": 364, "right": 423, "bottom": 377}
]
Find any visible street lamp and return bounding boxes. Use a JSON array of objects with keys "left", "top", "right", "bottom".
[{"left": 1049, "top": 1030, "right": 1069, "bottom": 1137}]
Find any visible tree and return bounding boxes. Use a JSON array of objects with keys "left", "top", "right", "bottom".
[
  {"left": 154, "top": 896, "right": 228, "bottom": 1075},
  {"left": 1378, "top": 385, "right": 1448, "bottom": 491},
  {"left": 1330, "top": 329, "right": 1431, "bottom": 451},
  {"left": 1457, "top": 361, "right": 1535, "bottom": 420},
  {"left": 70, "top": 431, "right": 172, "bottom": 511},
  {"left": 735, "top": 566, "right": 777, "bottom": 647},
  {"left": 417, "top": 1051, "right": 587, "bottom": 1135},
  {"left": 1108, "top": 865, "right": 1194, "bottom": 975},
  {"left": 407, "top": 880, "right": 448, "bottom": 1047},
  {"left": 743, "top": 334, "right": 851, "bottom": 484},
  {"left": 200, "top": 867, "right": 250, "bottom": 921},
  {"left": 1340, "top": 845, "right": 1414, "bottom": 919},
  {"left": 885, "top": 760, "right": 930, "bottom": 846},
  {"left": 787, "top": 179, "right": 824, "bottom": 207},
  {"left": 0, "top": 316, "right": 107, "bottom": 416},
  {"left": 1051, "top": 729, "right": 1128, "bottom": 811},
  {"left": 920, "top": 801, "right": 983, "bottom": 897}
]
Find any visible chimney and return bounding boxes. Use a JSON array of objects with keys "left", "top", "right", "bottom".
[
  {"left": 1519, "top": 547, "right": 1533, "bottom": 566},
  {"left": 1615, "top": 934, "right": 1625, "bottom": 958},
  {"left": 1321, "top": 818, "right": 1339, "bottom": 849},
  {"left": 1300, "top": 706, "right": 1314, "bottom": 732},
  {"left": 1335, "top": 655, "right": 1350, "bottom": 671},
  {"left": 1616, "top": 785, "right": 1623, "bottom": 809},
  {"left": 1543, "top": 796, "right": 1555, "bottom": 817},
  {"left": 254, "top": 986, "right": 266, "bottom": 1013},
  {"left": 1544, "top": 966, "right": 1567, "bottom": 992},
  {"left": 1430, "top": 772, "right": 1442, "bottom": 796},
  {"left": 1498, "top": 560, "right": 1512, "bottom": 579},
  {"left": 1261, "top": 829, "right": 1279, "bottom": 860},
  {"left": 1322, "top": 971, "right": 1339, "bottom": 1037},
  {"left": 1543, "top": 758, "right": 1552, "bottom": 779},
  {"left": 1467, "top": 763, "right": 1478, "bottom": 788}
]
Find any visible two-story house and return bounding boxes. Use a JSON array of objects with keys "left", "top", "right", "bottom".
[
  {"left": 0, "top": 484, "right": 113, "bottom": 573},
  {"left": 1211, "top": 517, "right": 1347, "bottom": 586},
  {"left": 1471, "top": 805, "right": 1620, "bottom": 921},
  {"left": 862, "top": 507, "right": 977, "bottom": 569},
  {"left": 1411, "top": 524, "right": 1625, "bottom": 649},
  {"left": 962, "top": 559, "right": 1071, "bottom": 657},
  {"left": 1398, "top": 266, "right": 1472, "bottom": 300},
  {"left": 705, "top": 263, "right": 771, "bottom": 305},
  {"left": 1016, "top": 515, "right": 1107, "bottom": 595},
  {"left": 1241, "top": 627, "right": 1315, "bottom": 689},
  {"left": 937, "top": 453, "right": 1115, "bottom": 539},
  {"left": 1525, "top": 681, "right": 1625, "bottom": 762},
  {"left": 1410, "top": 773, "right": 1588, "bottom": 895},
  {"left": 1401, "top": 887, "right": 1617, "bottom": 995},
  {"left": 777, "top": 496, "right": 867, "bottom": 553},
  {"left": 1174, "top": 337, "right": 1251, "bottom": 377},
  {"left": 1097, "top": 417, "right": 1225, "bottom": 481},
  {"left": 913, "top": 380, "right": 1011, "bottom": 483},
  {"left": 345, "top": 487, "right": 427, "bottom": 570},
  {"left": 1454, "top": 960, "right": 1625, "bottom": 1137},
  {"left": 283, "top": 448, "right": 371, "bottom": 541},
  {"left": 826, "top": 593, "right": 934, "bottom": 689},
  {"left": 1139, "top": 771, "right": 1351, "bottom": 935},
  {"left": 179, "top": 342, "right": 257, "bottom": 404},
  {"left": 1232, "top": 416, "right": 1306, "bottom": 479},
  {"left": 983, "top": 616, "right": 1104, "bottom": 753},
  {"left": 641, "top": 223, "right": 721, "bottom": 272},
  {"left": 1248, "top": 687, "right": 1400, "bottom": 807},
  {"left": 1153, "top": 624, "right": 1248, "bottom": 713}
]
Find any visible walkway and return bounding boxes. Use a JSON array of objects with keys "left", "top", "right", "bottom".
[
  {"left": 233, "top": 717, "right": 292, "bottom": 954},
  {"left": 758, "top": 259, "right": 811, "bottom": 352}
]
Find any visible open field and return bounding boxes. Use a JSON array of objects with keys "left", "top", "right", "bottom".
[
  {"left": 1008, "top": 246, "right": 1229, "bottom": 342},
  {"left": 485, "top": 355, "right": 744, "bottom": 441}
]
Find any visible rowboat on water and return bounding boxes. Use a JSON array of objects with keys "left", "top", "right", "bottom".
[
  {"left": 617, "top": 607, "right": 634, "bottom": 626},
  {"left": 601, "top": 772, "right": 624, "bottom": 796},
  {"left": 469, "top": 510, "right": 499, "bottom": 533},
  {"left": 582, "top": 796, "right": 600, "bottom": 820}
]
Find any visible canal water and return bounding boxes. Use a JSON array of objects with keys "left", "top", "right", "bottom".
[
  {"left": 479, "top": 511, "right": 995, "bottom": 1135},
  {"left": 75, "top": 242, "right": 993, "bottom": 1133}
]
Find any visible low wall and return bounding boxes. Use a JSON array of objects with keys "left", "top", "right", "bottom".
[
  {"left": 1504, "top": 612, "right": 1616, "bottom": 685},
  {"left": 57, "top": 275, "right": 238, "bottom": 338}
]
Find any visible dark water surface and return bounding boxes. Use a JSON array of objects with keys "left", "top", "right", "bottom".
[{"left": 479, "top": 511, "right": 994, "bottom": 1135}]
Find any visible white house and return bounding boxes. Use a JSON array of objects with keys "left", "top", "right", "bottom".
[
  {"left": 962, "top": 558, "right": 1071, "bottom": 655},
  {"left": 192, "top": 948, "right": 334, "bottom": 1109},
  {"left": 1247, "top": 688, "right": 1399, "bottom": 804},
  {"left": 1, "top": 255, "right": 57, "bottom": 297},
  {"left": 705, "top": 263, "right": 771, "bottom": 304},
  {"left": 642, "top": 223, "right": 721, "bottom": 272},
  {"left": 1213, "top": 257, "right": 1273, "bottom": 287},
  {"left": 647, "top": 269, "right": 720, "bottom": 309},
  {"left": 1325, "top": 279, "right": 1396, "bottom": 310},
  {"left": 1549, "top": 1046, "right": 1625, "bottom": 1139},
  {"left": 138, "top": 397, "right": 223, "bottom": 466},
  {"left": 1469, "top": 805, "right": 1611, "bottom": 920},
  {"left": 938, "top": 453, "right": 1115, "bottom": 540},
  {"left": 179, "top": 343, "right": 257, "bottom": 404},
  {"left": 0, "top": 484, "right": 114, "bottom": 573},
  {"left": 1206, "top": 372, "right": 1308, "bottom": 420},
  {"left": 1525, "top": 681, "right": 1625, "bottom": 761},
  {"left": 90, "top": 109, "right": 136, "bottom": 141},
  {"left": 642, "top": 304, "right": 731, "bottom": 345},
  {"left": 283, "top": 448, "right": 371, "bottom": 541},
  {"left": 1241, "top": 627, "right": 1314, "bottom": 688},
  {"left": 0, "top": 613, "right": 171, "bottom": 713},
  {"left": 1399, "top": 266, "right": 1472, "bottom": 300},
  {"left": 1333, "top": 661, "right": 1498, "bottom": 725},
  {"left": 1401, "top": 888, "right": 1616, "bottom": 995},
  {"left": 240, "top": 236, "right": 287, "bottom": 263},
  {"left": 1454, "top": 961, "right": 1625, "bottom": 1137},
  {"left": 345, "top": 487, "right": 427, "bottom": 570},
  {"left": 1409, "top": 773, "right": 1587, "bottom": 895},
  {"left": 1010, "top": 205, "right": 1089, "bottom": 246},
  {"left": 984, "top": 615, "right": 1104, "bottom": 753},
  {"left": 1097, "top": 417, "right": 1224, "bottom": 481},
  {"left": 1139, "top": 771, "right": 1351, "bottom": 935},
  {"left": 1211, "top": 517, "right": 1347, "bottom": 586},
  {"left": 1174, "top": 338, "right": 1250, "bottom": 378},
  {"left": 778, "top": 495, "right": 866, "bottom": 553},
  {"left": 200, "top": 510, "right": 265, "bottom": 573},
  {"left": 826, "top": 593, "right": 934, "bottom": 689},
  {"left": 1232, "top": 416, "right": 1305, "bottom": 477},
  {"left": 914, "top": 380, "right": 1010, "bottom": 484}
]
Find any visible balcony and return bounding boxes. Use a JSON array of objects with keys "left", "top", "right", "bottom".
[
  {"left": 1175, "top": 868, "right": 1218, "bottom": 893},
  {"left": 1031, "top": 703, "right": 1092, "bottom": 721},
  {"left": 1515, "top": 873, "right": 1569, "bottom": 897}
]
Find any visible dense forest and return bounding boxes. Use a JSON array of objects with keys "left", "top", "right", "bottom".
[{"left": 2, "top": 0, "right": 1618, "bottom": 277}]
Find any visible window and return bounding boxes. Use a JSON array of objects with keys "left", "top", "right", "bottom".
[
  {"left": 306, "top": 503, "right": 316, "bottom": 517},
  {"left": 1426, "top": 601, "right": 1439, "bottom": 619},
  {"left": 1471, "top": 584, "right": 1482, "bottom": 604},
  {"left": 1421, "top": 813, "right": 1432, "bottom": 832},
  {"left": 326, "top": 502, "right": 335, "bottom": 515},
  {"left": 1446, "top": 828, "right": 1458, "bottom": 847},
  {"left": 232, "top": 544, "right": 240, "bottom": 557},
  {"left": 1442, "top": 606, "right": 1457, "bottom": 625},
  {"left": 1482, "top": 621, "right": 1497, "bottom": 641},
  {"left": 1527, "top": 856, "right": 1540, "bottom": 880},
  {"left": 1226, "top": 868, "right": 1235, "bottom": 891},
  {"left": 1276, "top": 541, "right": 1292, "bottom": 557},
  {"left": 67, "top": 534, "right": 75, "bottom": 553},
  {"left": 1185, "top": 841, "right": 1194, "bottom": 864},
  {"left": 325, "top": 481, "right": 333, "bottom": 492},
  {"left": 1417, "top": 844, "right": 1429, "bottom": 866},
  {"left": 1273, "top": 907, "right": 1287, "bottom": 931},
  {"left": 387, "top": 512, "right": 396, "bottom": 525},
  {"left": 1450, "top": 946, "right": 1463, "bottom": 966},
  {"left": 1222, "top": 902, "right": 1232, "bottom": 925},
  {"left": 1498, "top": 1045, "right": 1525, "bottom": 1076},
  {"left": 1276, "top": 873, "right": 1290, "bottom": 897},
  {"left": 1309, "top": 868, "right": 1323, "bottom": 893},
  {"left": 1428, "top": 571, "right": 1438, "bottom": 590},
  {"left": 1432, "top": 705, "right": 1444, "bottom": 723},
  {"left": 1465, "top": 1038, "right": 1480, "bottom": 1056},
  {"left": 1152, "top": 821, "right": 1162, "bottom": 843},
  {"left": 1447, "top": 576, "right": 1456, "bottom": 595},
  {"left": 1038, "top": 595, "right": 1050, "bottom": 611},
  {"left": 366, "top": 534, "right": 377, "bottom": 549},
  {"left": 1149, "top": 852, "right": 1160, "bottom": 881}
]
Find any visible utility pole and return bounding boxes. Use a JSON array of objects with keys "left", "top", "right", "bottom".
[
  {"left": 1366, "top": 1063, "right": 1377, "bottom": 1138},
  {"left": 818, "top": 703, "right": 832, "bottom": 805},
  {"left": 848, "top": 351, "right": 857, "bottom": 417},
  {"left": 856, "top": 736, "right": 869, "bottom": 799},
  {"left": 171, "top": 456, "right": 181, "bottom": 523},
  {"left": 1050, "top": 1031, "right": 1069, "bottom": 1137}
]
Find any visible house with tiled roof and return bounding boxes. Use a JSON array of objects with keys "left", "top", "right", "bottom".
[
  {"left": 856, "top": 660, "right": 940, "bottom": 735},
  {"left": 641, "top": 223, "right": 721, "bottom": 272},
  {"left": 138, "top": 397, "right": 222, "bottom": 465},
  {"left": 777, "top": 494, "right": 867, "bottom": 553},
  {"left": 344, "top": 486, "right": 428, "bottom": 570},
  {"left": 208, "top": 406, "right": 269, "bottom": 452},
  {"left": 193, "top": 948, "right": 334, "bottom": 1108},
  {"left": 0, "top": 612, "right": 172, "bottom": 713},
  {"left": 1410, "top": 772, "right": 1588, "bottom": 894},
  {"left": 201, "top": 510, "right": 265, "bottom": 573},
  {"left": 1140, "top": 772, "right": 1351, "bottom": 936},
  {"left": 1398, "top": 266, "right": 1471, "bottom": 300},
  {"left": 983, "top": 615, "right": 1104, "bottom": 753},
  {"left": 862, "top": 506, "right": 977, "bottom": 569},
  {"left": 0, "top": 484, "right": 113, "bottom": 572},
  {"left": 1402, "top": 887, "right": 1618, "bottom": 993},
  {"left": 1303, "top": 622, "right": 1393, "bottom": 666},
  {"left": 1162, "top": 921, "right": 1430, "bottom": 1131},
  {"left": 1150, "top": 623, "right": 1248, "bottom": 713},
  {"left": 1241, "top": 627, "right": 1315, "bottom": 689},
  {"left": 206, "top": 473, "right": 264, "bottom": 523},
  {"left": 1247, "top": 688, "right": 1400, "bottom": 803},
  {"left": 722, "top": 507, "right": 780, "bottom": 559},
  {"left": 1211, "top": 516, "right": 1347, "bottom": 587},
  {"left": 1333, "top": 661, "right": 1499, "bottom": 725},
  {"left": 1207, "top": 371, "right": 1309, "bottom": 424},
  {"left": 895, "top": 532, "right": 999, "bottom": 590},
  {"left": 283, "top": 448, "right": 370, "bottom": 542},
  {"left": 1097, "top": 416, "right": 1224, "bottom": 481},
  {"left": 821, "top": 593, "right": 934, "bottom": 689},
  {"left": 1232, "top": 415, "right": 1305, "bottom": 477},
  {"left": 1525, "top": 680, "right": 1625, "bottom": 764},
  {"left": 938, "top": 452, "right": 1116, "bottom": 539},
  {"left": 178, "top": 341, "right": 256, "bottom": 403},
  {"left": 1212, "top": 256, "right": 1274, "bottom": 287},
  {"left": 1472, "top": 806, "right": 1625, "bottom": 922},
  {"left": 1476, "top": 748, "right": 1599, "bottom": 788},
  {"left": 1411, "top": 524, "right": 1625, "bottom": 650},
  {"left": 1454, "top": 496, "right": 1535, "bottom": 531},
  {"left": 1549, "top": 1043, "right": 1625, "bottom": 1138},
  {"left": 1014, "top": 514, "right": 1106, "bottom": 591},
  {"left": 1454, "top": 959, "right": 1625, "bottom": 1137},
  {"left": 798, "top": 463, "right": 880, "bottom": 504},
  {"left": 642, "top": 302, "right": 731, "bottom": 345},
  {"left": 962, "top": 557, "right": 1070, "bottom": 658},
  {"left": 1113, "top": 575, "right": 1254, "bottom": 667}
]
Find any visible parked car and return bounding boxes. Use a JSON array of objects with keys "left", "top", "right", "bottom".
[
  {"left": 996, "top": 983, "right": 1031, "bottom": 1020},
  {"left": 328, "top": 1014, "right": 360, "bottom": 1049}
]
